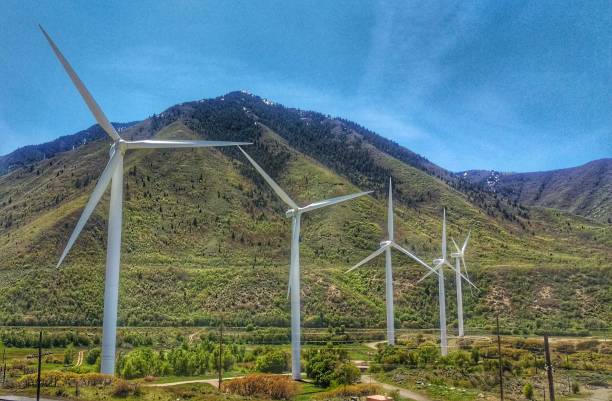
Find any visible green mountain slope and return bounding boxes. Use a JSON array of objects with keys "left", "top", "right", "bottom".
[
  {"left": 0, "top": 92, "right": 610, "bottom": 333},
  {"left": 462, "top": 159, "right": 612, "bottom": 223}
]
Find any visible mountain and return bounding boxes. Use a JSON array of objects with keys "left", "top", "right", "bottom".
[
  {"left": 0, "top": 122, "right": 138, "bottom": 175},
  {"left": 461, "top": 159, "right": 612, "bottom": 223},
  {"left": 0, "top": 91, "right": 610, "bottom": 333}
]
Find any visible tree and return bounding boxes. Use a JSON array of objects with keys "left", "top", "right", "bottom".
[
  {"left": 334, "top": 362, "right": 360, "bottom": 385},
  {"left": 305, "top": 353, "right": 337, "bottom": 387},
  {"left": 471, "top": 347, "right": 480, "bottom": 364},
  {"left": 523, "top": 383, "right": 534, "bottom": 400},
  {"left": 63, "top": 343, "right": 75, "bottom": 365},
  {"left": 255, "top": 350, "right": 289, "bottom": 373},
  {"left": 86, "top": 348, "right": 100, "bottom": 365}
]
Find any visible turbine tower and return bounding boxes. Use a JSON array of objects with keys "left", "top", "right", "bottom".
[
  {"left": 40, "top": 26, "right": 249, "bottom": 375},
  {"left": 346, "top": 178, "right": 437, "bottom": 345},
  {"left": 416, "top": 209, "right": 477, "bottom": 355},
  {"left": 451, "top": 231, "right": 473, "bottom": 337},
  {"left": 238, "top": 147, "right": 370, "bottom": 380}
]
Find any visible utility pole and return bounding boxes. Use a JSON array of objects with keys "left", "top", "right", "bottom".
[
  {"left": 218, "top": 317, "right": 224, "bottom": 389},
  {"left": 36, "top": 330, "right": 42, "bottom": 401},
  {"left": 496, "top": 315, "right": 504, "bottom": 401},
  {"left": 544, "top": 334, "right": 555, "bottom": 401}
]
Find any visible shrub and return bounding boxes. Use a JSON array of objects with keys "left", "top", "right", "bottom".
[
  {"left": 255, "top": 350, "right": 289, "bottom": 373},
  {"left": 111, "top": 379, "right": 132, "bottom": 397},
  {"left": 224, "top": 374, "right": 298, "bottom": 400},
  {"left": 305, "top": 352, "right": 338, "bottom": 387},
  {"left": 572, "top": 382, "right": 580, "bottom": 394},
  {"left": 314, "top": 384, "right": 382, "bottom": 399},
  {"left": 471, "top": 347, "right": 481, "bottom": 364},
  {"left": 523, "top": 383, "right": 534, "bottom": 399},
  {"left": 63, "top": 343, "right": 75, "bottom": 365},
  {"left": 575, "top": 340, "right": 599, "bottom": 352},
  {"left": 334, "top": 362, "right": 360, "bottom": 385},
  {"left": 86, "top": 348, "right": 100, "bottom": 365}
]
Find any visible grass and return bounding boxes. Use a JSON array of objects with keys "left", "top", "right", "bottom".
[{"left": 0, "top": 111, "right": 610, "bottom": 332}]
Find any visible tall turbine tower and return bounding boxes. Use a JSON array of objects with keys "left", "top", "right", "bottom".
[
  {"left": 346, "top": 178, "right": 437, "bottom": 345},
  {"left": 417, "top": 210, "right": 477, "bottom": 355},
  {"left": 238, "top": 147, "right": 370, "bottom": 380},
  {"left": 451, "top": 231, "right": 474, "bottom": 337},
  {"left": 40, "top": 26, "right": 249, "bottom": 375}
]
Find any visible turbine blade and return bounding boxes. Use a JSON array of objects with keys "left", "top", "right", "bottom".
[
  {"left": 301, "top": 191, "right": 372, "bottom": 214},
  {"left": 391, "top": 242, "right": 439, "bottom": 277},
  {"left": 238, "top": 146, "right": 298, "bottom": 209},
  {"left": 39, "top": 25, "right": 121, "bottom": 142},
  {"left": 346, "top": 245, "right": 387, "bottom": 273},
  {"left": 451, "top": 237, "right": 461, "bottom": 254},
  {"left": 462, "top": 230, "right": 471, "bottom": 253},
  {"left": 287, "top": 268, "right": 292, "bottom": 299},
  {"left": 446, "top": 261, "right": 478, "bottom": 291},
  {"left": 388, "top": 178, "right": 394, "bottom": 241},
  {"left": 416, "top": 262, "right": 441, "bottom": 284},
  {"left": 56, "top": 152, "right": 121, "bottom": 267},
  {"left": 442, "top": 208, "right": 447, "bottom": 260},
  {"left": 461, "top": 256, "right": 475, "bottom": 296},
  {"left": 127, "top": 139, "right": 251, "bottom": 149}
]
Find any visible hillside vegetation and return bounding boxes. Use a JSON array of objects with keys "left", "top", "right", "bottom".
[
  {"left": 0, "top": 92, "right": 610, "bottom": 332},
  {"left": 462, "top": 159, "right": 612, "bottom": 223}
]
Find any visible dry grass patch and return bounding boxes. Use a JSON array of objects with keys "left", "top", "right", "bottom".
[
  {"left": 314, "top": 383, "right": 383, "bottom": 399},
  {"left": 224, "top": 374, "right": 298, "bottom": 400}
]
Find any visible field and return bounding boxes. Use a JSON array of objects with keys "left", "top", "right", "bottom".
[{"left": 0, "top": 327, "right": 610, "bottom": 401}]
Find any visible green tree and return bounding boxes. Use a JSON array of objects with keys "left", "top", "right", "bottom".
[
  {"left": 255, "top": 350, "right": 289, "bottom": 373},
  {"left": 471, "top": 347, "right": 480, "bottom": 364},
  {"left": 86, "top": 348, "right": 100, "bottom": 365},
  {"left": 63, "top": 343, "right": 75, "bottom": 365},
  {"left": 523, "top": 383, "right": 534, "bottom": 400},
  {"left": 334, "top": 362, "right": 360, "bottom": 385}
]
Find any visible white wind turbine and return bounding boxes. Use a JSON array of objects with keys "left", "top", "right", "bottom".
[
  {"left": 416, "top": 209, "right": 477, "bottom": 355},
  {"left": 40, "top": 26, "right": 249, "bottom": 375},
  {"left": 238, "top": 147, "right": 371, "bottom": 380},
  {"left": 450, "top": 231, "right": 474, "bottom": 337},
  {"left": 346, "top": 178, "right": 438, "bottom": 345}
]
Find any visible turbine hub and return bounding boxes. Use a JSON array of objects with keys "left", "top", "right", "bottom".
[
  {"left": 116, "top": 139, "right": 128, "bottom": 154},
  {"left": 285, "top": 208, "right": 297, "bottom": 218},
  {"left": 380, "top": 240, "right": 392, "bottom": 247}
]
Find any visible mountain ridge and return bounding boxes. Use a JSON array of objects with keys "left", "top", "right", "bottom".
[
  {"left": 461, "top": 158, "right": 612, "bottom": 222},
  {"left": 0, "top": 92, "right": 609, "bottom": 332}
]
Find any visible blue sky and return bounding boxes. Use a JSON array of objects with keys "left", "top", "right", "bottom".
[{"left": 1, "top": 1, "right": 610, "bottom": 172}]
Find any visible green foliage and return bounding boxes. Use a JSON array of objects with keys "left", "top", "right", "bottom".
[
  {"left": 471, "top": 347, "right": 480, "bottom": 364},
  {"left": 0, "top": 93, "right": 610, "bottom": 331},
  {"left": 523, "top": 382, "right": 534, "bottom": 399},
  {"left": 63, "top": 343, "right": 75, "bottom": 365},
  {"left": 304, "top": 346, "right": 349, "bottom": 387},
  {"left": 85, "top": 347, "right": 100, "bottom": 365},
  {"left": 116, "top": 340, "right": 246, "bottom": 379},
  {"left": 333, "top": 362, "right": 360, "bottom": 385},
  {"left": 254, "top": 349, "right": 289, "bottom": 373}
]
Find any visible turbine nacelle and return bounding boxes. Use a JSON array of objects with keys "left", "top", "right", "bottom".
[
  {"left": 380, "top": 240, "right": 392, "bottom": 247},
  {"left": 285, "top": 208, "right": 298, "bottom": 218},
  {"left": 110, "top": 139, "right": 128, "bottom": 156}
]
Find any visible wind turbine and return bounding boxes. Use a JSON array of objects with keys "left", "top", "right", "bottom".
[
  {"left": 40, "top": 26, "right": 249, "bottom": 375},
  {"left": 346, "top": 178, "right": 438, "bottom": 345},
  {"left": 416, "top": 209, "right": 477, "bottom": 355},
  {"left": 238, "top": 146, "right": 370, "bottom": 380},
  {"left": 451, "top": 231, "right": 474, "bottom": 337}
]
